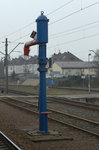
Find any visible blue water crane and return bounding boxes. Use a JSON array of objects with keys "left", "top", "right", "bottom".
[
  {"left": 36, "top": 11, "right": 50, "bottom": 134},
  {"left": 24, "top": 11, "right": 50, "bottom": 134}
]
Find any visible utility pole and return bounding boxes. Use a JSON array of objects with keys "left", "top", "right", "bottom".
[
  {"left": 88, "top": 53, "right": 91, "bottom": 94},
  {"left": 1, "top": 39, "right": 24, "bottom": 94},
  {"left": 5, "top": 38, "right": 8, "bottom": 94},
  {"left": 90, "top": 50, "right": 99, "bottom": 58}
]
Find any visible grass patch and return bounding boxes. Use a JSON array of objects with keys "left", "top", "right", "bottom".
[{"left": 7, "top": 85, "right": 97, "bottom": 95}]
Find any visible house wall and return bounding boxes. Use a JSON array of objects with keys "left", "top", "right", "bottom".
[
  {"left": 83, "top": 68, "right": 96, "bottom": 76},
  {"left": 51, "top": 63, "right": 62, "bottom": 74},
  {"left": 7, "top": 64, "right": 39, "bottom": 76},
  {"left": 8, "top": 63, "right": 97, "bottom": 77},
  {"left": 63, "top": 68, "right": 83, "bottom": 76},
  {"left": 63, "top": 68, "right": 96, "bottom": 76},
  {"left": 49, "top": 62, "right": 97, "bottom": 76}
]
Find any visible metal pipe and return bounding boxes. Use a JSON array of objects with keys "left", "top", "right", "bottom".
[
  {"left": 24, "top": 40, "right": 37, "bottom": 56},
  {"left": 24, "top": 40, "right": 37, "bottom": 47}
]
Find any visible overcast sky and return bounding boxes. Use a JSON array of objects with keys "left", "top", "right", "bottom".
[{"left": 0, "top": 0, "right": 99, "bottom": 61}]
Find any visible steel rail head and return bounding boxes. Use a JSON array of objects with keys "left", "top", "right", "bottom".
[{"left": 0, "top": 131, "right": 22, "bottom": 150}]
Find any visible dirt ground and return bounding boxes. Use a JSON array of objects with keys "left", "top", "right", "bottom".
[{"left": 0, "top": 101, "right": 99, "bottom": 150}]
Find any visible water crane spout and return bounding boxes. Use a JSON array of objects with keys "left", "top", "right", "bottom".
[{"left": 24, "top": 40, "right": 37, "bottom": 56}]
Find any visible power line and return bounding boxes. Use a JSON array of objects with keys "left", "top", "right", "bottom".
[
  {"left": 49, "top": 1, "right": 99, "bottom": 25},
  {"left": 0, "top": 0, "right": 98, "bottom": 42},
  {"left": 3, "top": 19, "right": 99, "bottom": 44},
  {"left": 9, "top": 22, "right": 99, "bottom": 49},
  {"left": 0, "top": 1, "right": 98, "bottom": 43},
  {"left": 1, "top": 32, "right": 31, "bottom": 45},
  {"left": 12, "top": 33, "right": 30, "bottom": 43},
  {"left": 47, "top": 0, "right": 75, "bottom": 15},
  {"left": 0, "top": 1, "right": 74, "bottom": 40},
  {"left": 49, "top": 24, "right": 99, "bottom": 40},
  {"left": 49, "top": 20, "right": 99, "bottom": 37},
  {"left": 48, "top": 32, "right": 99, "bottom": 48},
  {"left": 0, "top": 21, "right": 35, "bottom": 40},
  {"left": 0, "top": 39, "right": 24, "bottom": 55}
]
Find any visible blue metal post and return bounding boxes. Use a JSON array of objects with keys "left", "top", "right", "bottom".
[{"left": 36, "top": 11, "right": 49, "bottom": 134}]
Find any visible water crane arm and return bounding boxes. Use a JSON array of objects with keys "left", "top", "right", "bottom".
[
  {"left": 25, "top": 40, "right": 37, "bottom": 47},
  {"left": 24, "top": 40, "right": 37, "bottom": 56}
]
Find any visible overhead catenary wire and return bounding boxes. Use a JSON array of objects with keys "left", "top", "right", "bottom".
[
  {"left": 49, "top": 1, "right": 99, "bottom": 25},
  {"left": 48, "top": 32, "right": 99, "bottom": 48},
  {"left": 47, "top": 0, "right": 75, "bottom": 16},
  {"left": 0, "top": 21, "right": 35, "bottom": 40},
  {"left": 0, "top": 0, "right": 74, "bottom": 40},
  {"left": 8, "top": 19, "right": 99, "bottom": 43},
  {"left": 49, "top": 24, "right": 99, "bottom": 40},
  {"left": 11, "top": 33, "right": 31, "bottom": 43},
  {"left": 0, "top": 0, "right": 99, "bottom": 58},
  {"left": 0, "top": 0, "right": 74, "bottom": 54},
  {"left": 49, "top": 20, "right": 99, "bottom": 37},
  {"left": 0, "top": 1, "right": 98, "bottom": 43},
  {"left": 1, "top": 24, "right": 99, "bottom": 54},
  {"left": 1, "top": 0, "right": 97, "bottom": 41}
]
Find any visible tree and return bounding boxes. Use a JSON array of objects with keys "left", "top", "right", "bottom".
[
  {"left": 23, "top": 65, "right": 30, "bottom": 74},
  {"left": 11, "top": 71, "right": 19, "bottom": 80}
]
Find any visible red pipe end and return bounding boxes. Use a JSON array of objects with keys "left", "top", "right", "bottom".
[
  {"left": 24, "top": 46, "right": 30, "bottom": 56},
  {"left": 24, "top": 40, "right": 37, "bottom": 56}
]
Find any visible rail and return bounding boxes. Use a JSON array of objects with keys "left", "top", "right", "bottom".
[
  {"left": 0, "top": 96, "right": 99, "bottom": 137},
  {"left": 0, "top": 131, "right": 21, "bottom": 150}
]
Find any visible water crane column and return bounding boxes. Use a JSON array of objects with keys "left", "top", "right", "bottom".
[
  {"left": 36, "top": 11, "right": 49, "bottom": 134},
  {"left": 24, "top": 12, "right": 49, "bottom": 134}
]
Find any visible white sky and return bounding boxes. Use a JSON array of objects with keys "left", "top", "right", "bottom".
[{"left": 0, "top": 0, "right": 99, "bottom": 61}]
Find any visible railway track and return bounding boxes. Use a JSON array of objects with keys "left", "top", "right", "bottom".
[
  {"left": 0, "top": 88, "right": 35, "bottom": 96},
  {"left": 0, "top": 131, "right": 21, "bottom": 150},
  {"left": 48, "top": 97, "right": 99, "bottom": 111},
  {"left": 0, "top": 86, "right": 99, "bottom": 96},
  {"left": 51, "top": 87, "right": 99, "bottom": 93},
  {"left": 1, "top": 87, "right": 99, "bottom": 111},
  {"left": 0, "top": 96, "right": 99, "bottom": 138}
]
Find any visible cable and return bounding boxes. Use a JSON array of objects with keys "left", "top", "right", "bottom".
[
  {"left": 9, "top": 22, "right": 99, "bottom": 49},
  {"left": 47, "top": 0, "right": 75, "bottom": 16},
  {"left": 49, "top": 1, "right": 99, "bottom": 25},
  {"left": 12, "top": 33, "right": 30, "bottom": 43},
  {"left": 0, "top": 0, "right": 97, "bottom": 42},
  {"left": 49, "top": 20, "right": 99, "bottom": 37},
  {"left": 49, "top": 24, "right": 99, "bottom": 40},
  {"left": 0, "top": 1, "right": 98, "bottom": 44},
  {"left": 0, "top": 1, "right": 74, "bottom": 40},
  {"left": 6, "top": 19, "right": 99, "bottom": 43},
  {"left": 48, "top": 32, "right": 99, "bottom": 48},
  {"left": 0, "top": 21, "right": 35, "bottom": 40}
]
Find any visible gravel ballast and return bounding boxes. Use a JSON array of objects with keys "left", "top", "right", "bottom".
[{"left": 0, "top": 101, "right": 99, "bottom": 150}]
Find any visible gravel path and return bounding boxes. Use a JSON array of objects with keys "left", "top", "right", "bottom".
[{"left": 0, "top": 101, "right": 99, "bottom": 150}]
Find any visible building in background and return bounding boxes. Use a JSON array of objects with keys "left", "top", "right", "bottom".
[
  {"left": 6, "top": 64, "right": 39, "bottom": 78},
  {"left": 4, "top": 52, "right": 98, "bottom": 79},
  {"left": 49, "top": 61, "right": 97, "bottom": 77}
]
